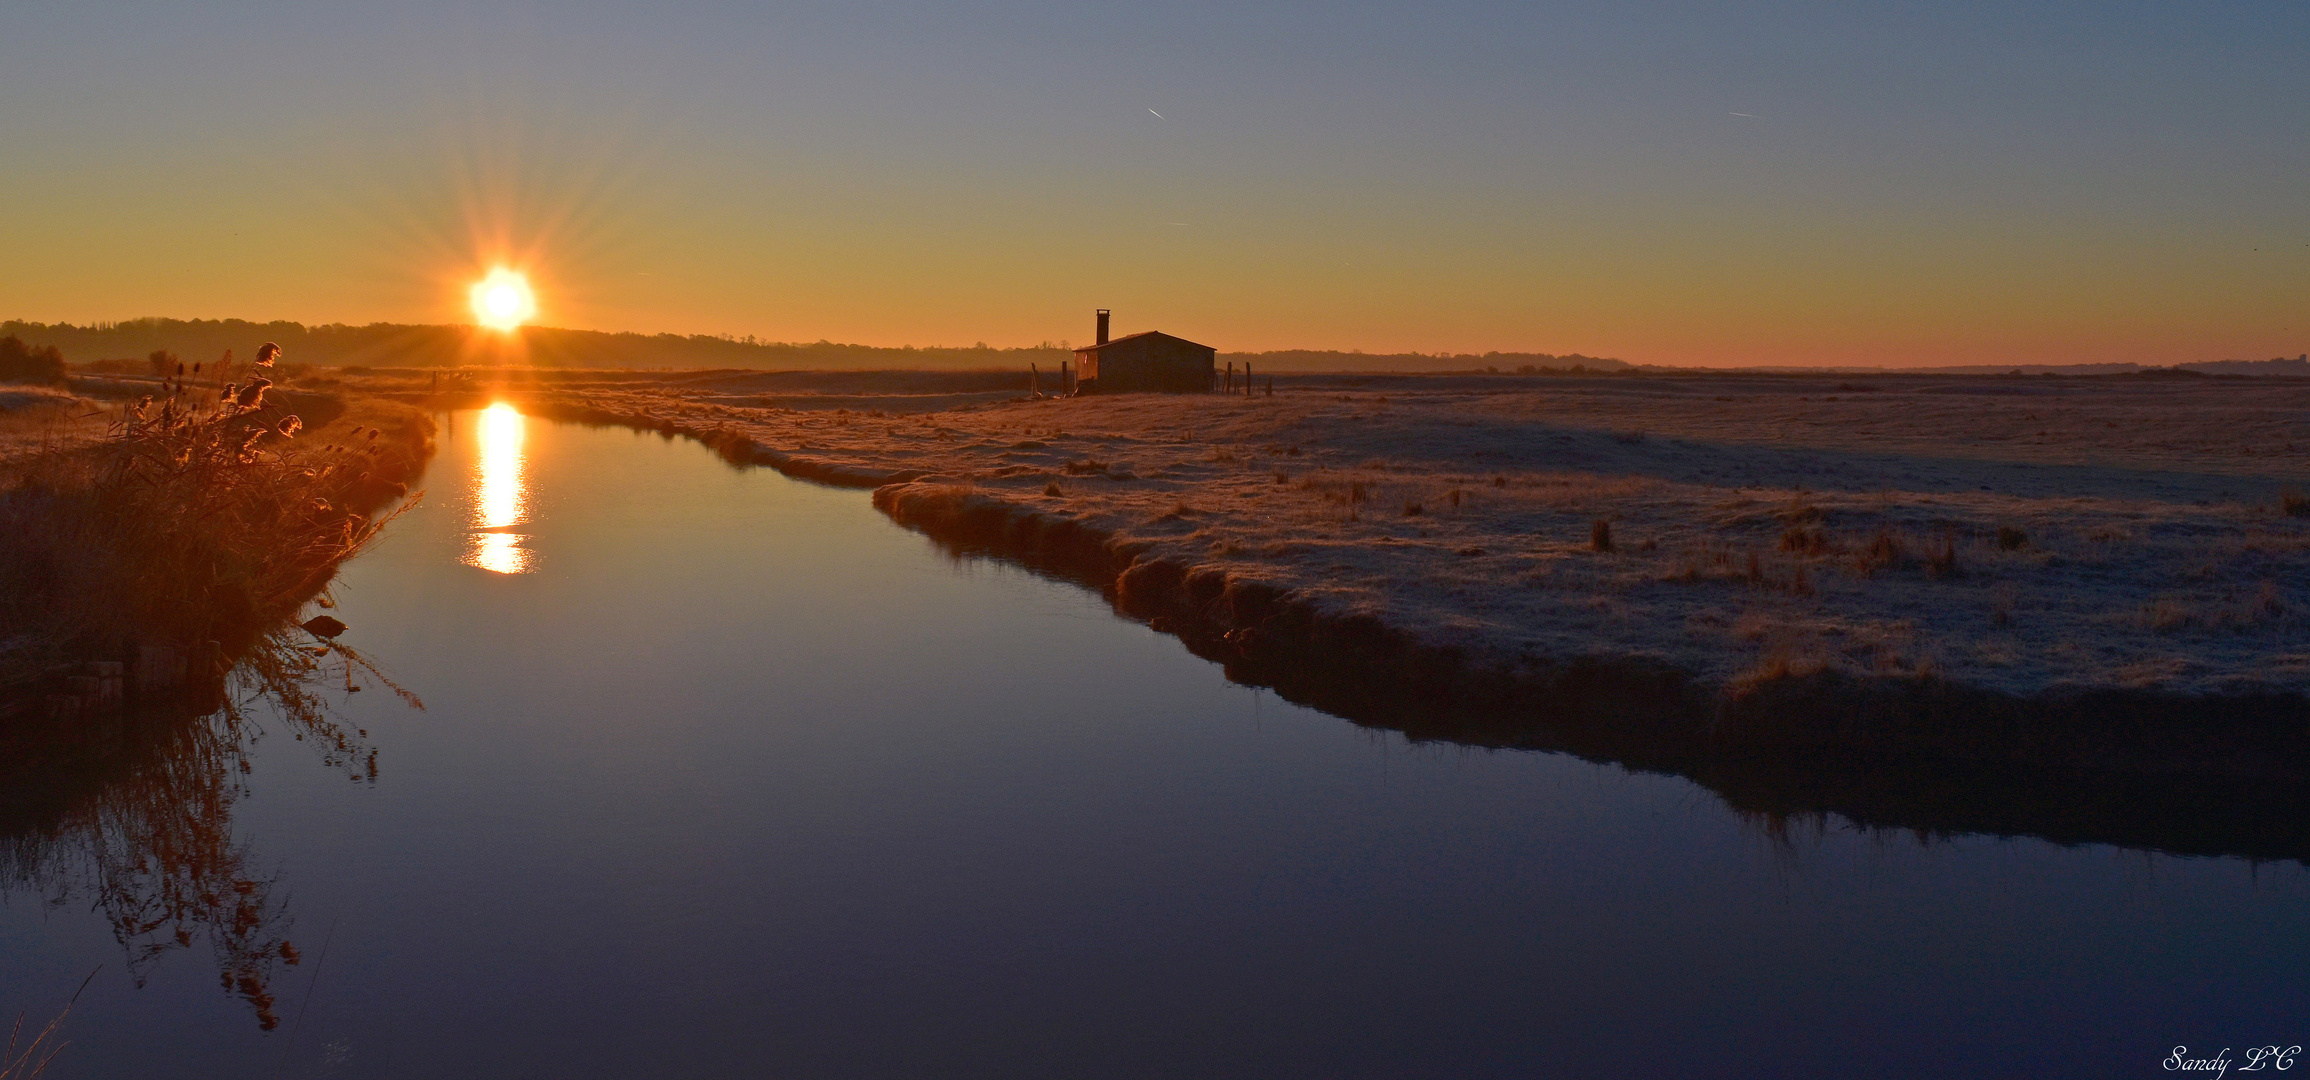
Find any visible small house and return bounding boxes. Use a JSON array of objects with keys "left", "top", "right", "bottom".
[{"left": 1073, "top": 309, "right": 1215, "bottom": 393}]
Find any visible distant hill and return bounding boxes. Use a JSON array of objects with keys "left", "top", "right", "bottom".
[
  {"left": 1713, "top": 355, "right": 2310, "bottom": 377},
  {"left": 1908, "top": 356, "right": 2310, "bottom": 377},
  {"left": 1, "top": 318, "right": 1629, "bottom": 374},
  {"left": 1888, "top": 363, "right": 2151, "bottom": 376},
  {"left": 1226, "top": 349, "right": 1630, "bottom": 373},
  {"left": 2180, "top": 356, "right": 2310, "bottom": 376}
]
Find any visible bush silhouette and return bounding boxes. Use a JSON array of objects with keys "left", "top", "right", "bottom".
[{"left": 0, "top": 335, "right": 66, "bottom": 385}]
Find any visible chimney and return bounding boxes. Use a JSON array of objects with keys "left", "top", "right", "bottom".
[{"left": 1096, "top": 309, "right": 1111, "bottom": 346}]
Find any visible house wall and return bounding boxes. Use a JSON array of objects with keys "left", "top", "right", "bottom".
[{"left": 1080, "top": 336, "right": 1215, "bottom": 393}]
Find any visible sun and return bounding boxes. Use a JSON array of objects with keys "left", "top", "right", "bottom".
[{"left": 469, "top": 268, "right": 538, "bottom": 331}]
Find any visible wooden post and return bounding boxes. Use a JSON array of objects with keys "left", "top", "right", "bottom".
[
  {"left": 1030, "top": 363, "right": 1040, "bottom": 397},
  {"left": 135, "top": 644, "right": 185, "bottom": 693},
  {"left": 89, "top": 661, "right": 124, "bottom": 707},
  {"left": 1244, "top": 361, "right": 1253, "bottom": 396},
  {"left": 65, "top": 676, "right": 99, "bottom": 715}
]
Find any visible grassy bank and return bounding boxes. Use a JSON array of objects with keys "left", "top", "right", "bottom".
[
  {"left": 0, "top": 359, "right": 433, "bottom": 697},
  {"left": 272, "top": 367, "right": 2310, "bottom": 855},
  {"left": 417, "top": 369, "right": 2310, "bottom": 692},
  {"left": 351, "top": 370, "right": 2306, "bottom": 717},
  {"left": 873, "top": 480, "right": 2310, "bottom": 861},
  {"left": 0, "top": 354, "right": 435, "bottom": 1036}
]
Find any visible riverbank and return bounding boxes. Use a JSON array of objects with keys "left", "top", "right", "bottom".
[
  {"left": 389, "top": 368, "right": 2310, "bottom": 779},
  {"left": 0, "top": 371, "right": 433, "bottom": 1033},
  {"left": 0, "top": 375, "right": 435, "bottom": 698}
]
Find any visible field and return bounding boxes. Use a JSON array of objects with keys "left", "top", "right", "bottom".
[{"left": 325, "top": 367, "right": 2310, "bottom": 713}]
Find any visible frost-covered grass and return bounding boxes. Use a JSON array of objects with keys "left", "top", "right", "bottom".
[
  {"left": 430, "top": 369, "right": 2310, "bottom": 698},
  {"left": 0, "top": 387, "right": 105, "bottom": 468}
]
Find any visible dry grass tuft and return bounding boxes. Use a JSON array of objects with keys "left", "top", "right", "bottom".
[
  {"left": 1855, "top": 530, "right": 1904, "bottom": 576},
  {"left": 1777, "top": 524, "right": 1829, "bottom": 555},
  {"left": 0, "top": 978, "right": 83, "bottom": 1080},
  {"left": 2141, "top": 598, "right": 2194, "bottom": 633},
  {"left": 0, "top": 365, "right": 429, "bottom": 689},
  {"left": 1926, "top": 532, "right": 1961, "bottom": 579}
]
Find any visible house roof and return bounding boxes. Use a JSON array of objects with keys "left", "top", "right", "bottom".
[{"left": 1073, "top": 329, "right": 1214, "bottom": 353}]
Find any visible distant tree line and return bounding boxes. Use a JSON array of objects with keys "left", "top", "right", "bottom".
[
  {"left": 0, "top": 319, "right": 1629, "bottom": 374},
  {"left": 1, "top": 319, "right": 1083, "bottom": 372}
]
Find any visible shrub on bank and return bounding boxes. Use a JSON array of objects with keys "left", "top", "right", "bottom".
[
  {"left": 0, "top": 355, "right": 430, "bottom": 689},
  {"left": 0, "top": 336, "right": 66, "bottom": 386}
]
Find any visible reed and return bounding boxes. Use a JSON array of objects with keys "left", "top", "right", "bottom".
[
  {"left": 0, "top": 359, "right": 430, "bottom": 690},
  {"left": 0, "top": 997, "right": 72, "bottom": 1080},
  {"left": 2284, "top": 486, "right": 2310, "bottom": 518}
]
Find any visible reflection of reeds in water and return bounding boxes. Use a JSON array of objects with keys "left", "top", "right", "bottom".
[
  {"left": 0, "top": 356, "right": 432, "bottom": 1046},
  {"left": 0, "top": 629, "right": 419, "bottom": 1032}
]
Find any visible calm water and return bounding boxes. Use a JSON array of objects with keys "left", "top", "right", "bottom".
[{"left": 5, "top": 408, "right": 2306, "bottom": 1078}]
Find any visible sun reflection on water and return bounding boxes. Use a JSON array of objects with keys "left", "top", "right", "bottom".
[{"left": 468, "top": 402, "right": 531, "bottom": 573}]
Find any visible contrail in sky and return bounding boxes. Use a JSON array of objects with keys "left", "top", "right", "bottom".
[
  {"left": 1149, "top": 109, "right": 1165, "bottom": 119},
  {"left": 1728, "top": 112, "right": 1759, "bottom": 118}
]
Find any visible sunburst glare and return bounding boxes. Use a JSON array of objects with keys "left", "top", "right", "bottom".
[{"left": 469, "top": 268, "right": 538, "bottom": 331}]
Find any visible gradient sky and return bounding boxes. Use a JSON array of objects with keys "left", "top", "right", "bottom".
[{"left": 1, "top": 1, "right": 2304, "bottom": 366}]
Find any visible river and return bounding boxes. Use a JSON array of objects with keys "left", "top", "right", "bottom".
[{"left": 3, "top": 406, "right": 2304, "bottom": 1077}]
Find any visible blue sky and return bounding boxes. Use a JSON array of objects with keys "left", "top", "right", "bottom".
[{"left": 2, "top": 1, "right": 2304, "bottom": 364}]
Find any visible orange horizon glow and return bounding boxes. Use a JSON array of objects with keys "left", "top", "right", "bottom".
[{"left": 4, "top": 7, "right": 2305, "bottom": 370}]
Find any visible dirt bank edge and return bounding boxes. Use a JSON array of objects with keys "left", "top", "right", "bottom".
[{"left": 517, "top": 399, "right": 2310, "bottom": 792}]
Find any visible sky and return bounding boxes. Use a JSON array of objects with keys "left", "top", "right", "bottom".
[{"left": 0, "top": 1, "right": 2304, "bottom": 366}]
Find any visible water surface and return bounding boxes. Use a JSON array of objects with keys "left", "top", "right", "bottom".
[{"left": 3, "top": 409, "right": 2304, "bottom": 1078}]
